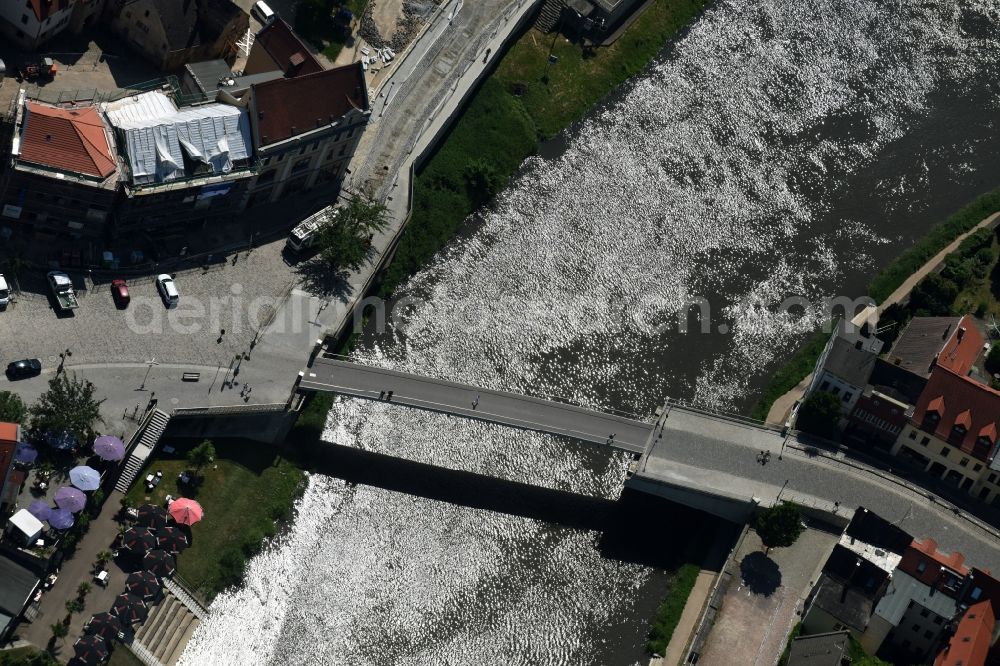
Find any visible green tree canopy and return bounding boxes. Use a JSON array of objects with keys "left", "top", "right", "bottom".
[
  {"left": 317, "top": 193, "right": 390, "bottom": 272},
  {"left": 29, "top": 373, "right": 104, "bottom": 450},
  {"left": 796, "top": 390, "right": 842, "bottom": 439},
  {"left": 0, "top": 390, "right": 27, "bottom": 423},
  {"left": 756, "top": 502, "right": 804, "bottom": 552},
  {"left": 909, "top": 273, "right": 958, "bottom": 316},
  {"left": 187, "top": 439, "right": 216, "bottom": 476},
  {"left": 986, "top": 342, "right": 1000, "bottom": 376}
]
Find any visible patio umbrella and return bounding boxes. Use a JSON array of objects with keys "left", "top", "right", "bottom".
[
  {"left": 84, "top": 611, "right": 122, "bottom": 643},
  {"left": 13, "top": 442, "right": 38, "bottom": 464},
  {"left": 136, "top": 504, "right": 169, "bottom": 530},
  {"left": 69, "top": 465, "right": 101, "bottom": 492},
  {"left": 47, "top": 508, "right": 74, "bottom": 530},
  {"left": 27, "top": 500, "right": 51, "bottom": 522},
  {"left": 54, "top": 486, "right": 87, "bottom": 513},
  {"left": 168, "top": 498, "right": 203, "bottom": 526},
  {"left": 122, "top": 526, "right": 156, "bottom": 553},
  {"left": 73, "top": 635, "right": 109, "bottom": 665},
  {"left": 155, "top": 526, "right": 189, "bottom": 554},
  {"left": 45, "top": 430, "right": 76, "bottom": 451},
  {"left": 110, "top": 592, "right": 147, "bottom": 624},
  {"left": 93, "top": 435, "right": 126, "bottom": 461},
  {"left": 142, "top": 549, "right": 176, "bottom": 578},
  {"left": 125, "top": 570, "right": 161, "bottom": 600}
]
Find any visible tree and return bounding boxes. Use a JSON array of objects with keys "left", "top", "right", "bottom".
[
  {"left": 76, "top": 582, "right": 91, "bottom": 598},
  {"left": 0, "top": 391, "right": 26, "bottom": 423},
  {"left": 187, "top": 439, "right": 216, "bottom": 477},
  {"left": 96, "top": 549, "right": 113, "bottom": 566},
  {"left": 29, "top": 372, "right": 104, "bottom": 450},
  {"left": 464, "top": 158, "right": 503, "bottom": 204},
  {"left": 316, "top": 193, "right": 389, "bottom": 272},
  {"left": 909, "top": 273, "right": 958, "bottom": 316},
  {"left": 49, "top": 622, "right": 68, "bottom": 640},
  {"left": 796, "top": 391, "right": 842, "bottom": 438},
  {"left": 64, "top": 599, "right": 83, "bottom": 615},
  {"left": 986, "top": 342, "right": 1000, "bottom": 376},
  {"left": 756, "top": 502, "right": 804, "bottom": 553}
]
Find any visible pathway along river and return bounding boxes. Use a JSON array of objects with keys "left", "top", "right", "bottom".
[{"left": 181, "top": 1, "right": 1000, "bottom": 664}]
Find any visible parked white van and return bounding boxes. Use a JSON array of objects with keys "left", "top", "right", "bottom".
[{"left": 252, "top": 1, "right": 276, "bottom": 24}]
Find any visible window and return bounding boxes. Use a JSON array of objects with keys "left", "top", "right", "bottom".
[
  {"left": 20, "top": 13, "right": 28, "bottom": 24},
  {"left": 820, "top": 381, "right": 830, "bottom": 391},
  {"left": 960, "top": 457, "right": 969, "bottom": 467},
  {"left": 933, "top": 616, "right": 943, "bottom": 625},
  {"left": 920, "top": 608, "right": 930, "bottom": 618},
  {"left": 144, "top": 9, "right": 150, "bottom": 16},
  {"left": 832, "top": 387, "right": 841, "bottom": 397},
  {"left": 916, "top": 561, "right": 927, "bottom": 573},
  {"left": 973, "top": 464, "right": 982, "bottom": 472},
  {"left": 923, "top": 630, "right": 934, "bottom": 640},
  {"left": 990, "top": 473, "right": 997, "bottom": 484},
  {"left": 940, "top": 447, "right": 950, "bottom": 459},
  {"left": 909, "top": 431, "right": 917, "bottom": 440},
  {"left": 911, "top": 623, "right": 920, "bottom": 632},
  {"left": 842, "top": 392, "right": 853, "bottom": 403},
  {"left": 921, "top": 436, "right": 930, "bottom": 445}
]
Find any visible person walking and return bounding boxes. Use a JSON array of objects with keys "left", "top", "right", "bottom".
[{"left": 472, "top": 395, "right": 480, "bottom": 409}]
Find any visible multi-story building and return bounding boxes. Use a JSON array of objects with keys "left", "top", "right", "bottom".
[
  {"left": 106, "top": 0, "right": 247, "bottom": 71},
  {"left": 0, "top": 93, "right": 119, "bottom": 244},
  {"left": 0, "top": 0, "right": 79, "bottom": 49},
  {"left": 807, "top": 322, "right": 883, "bottom": 419},
  {"left": 242, "top": 18, "right": 324, "bottom": 78},
  {"left": 934, "top": 600, "right": 995, "bottom": 666},
  {"left": 103, "top": 88, "right": 254, "bottom": 236},
  {"left": 0, "top": 422, "right": 22, "bottom": 511},
  {"left": 243, "top": 63, "right": 369, "bottom": 207}
]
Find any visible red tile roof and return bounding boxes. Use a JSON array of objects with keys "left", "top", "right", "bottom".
[
  {"left": 936, "top": 315, "right": 983, "bottom": 375},
  {"left": 912, "top": 367, "right": 1000, "bottom": 461},
  {"left": 934, "top": 601, "right": 994, "bottom": 666},
  {"left": 254, "top": 19, "right": 323, "bottom": 77},
  {"left": 899, "top": 538, "right": 969, "bottom": 598},
  {"left": 29, "top": 0, "right": 71, "bottom": 22},
  {"left": 252, "top": 63, "right": 368, "bottom": 147},
  {"left": 20, "top": 102, "right": 116, "bottom": 179},
  {"left": 0, "top": 422, "right": 17, "bottom": 445}
]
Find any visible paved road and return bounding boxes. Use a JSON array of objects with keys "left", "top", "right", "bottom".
[
  {"left": 300, "top": 357, "right": 651, "bottom": 453},
  {"left": 642, "top": 407, "right": 1000, "bottom": 567}
]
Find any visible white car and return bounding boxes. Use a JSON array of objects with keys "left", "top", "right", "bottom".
[
  {"left": 156, "top": 274, "right": 179, "bottom": 308},
  {"left": 0, "top": 274, "right": 9, "bottom": 308}
]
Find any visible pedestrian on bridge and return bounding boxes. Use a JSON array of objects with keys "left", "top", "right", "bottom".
[{"left": 473, "top": 395, "right": 480, "bottom": 409}]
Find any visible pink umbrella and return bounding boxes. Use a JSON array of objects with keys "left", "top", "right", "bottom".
[
  {"left": 168, "top": 498, "right": 203, "bottom": 526},
  {"left": 54, "top": 486, "right": 87, "bottom": 513}
]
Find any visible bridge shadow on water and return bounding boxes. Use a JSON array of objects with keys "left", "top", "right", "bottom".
[{"left": 299, "top": 441, "right": 731, "bottom": 570}]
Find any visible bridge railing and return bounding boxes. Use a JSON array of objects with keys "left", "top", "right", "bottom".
[{"left": 315, "top": 352, "right": 653, "bottom": 422}]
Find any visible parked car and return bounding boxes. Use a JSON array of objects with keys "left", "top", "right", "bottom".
[
  {"left": 111, "top": 279, "right": 130, "bottom": 308},
  {"left": 0, "top": 274, "right": 9, "bottom": 308},
  {"left": 156, "top": 274, "right": 179, "bottom": 308},
  {"left": 6, "top": 358, "right": 41, "bottom": 380}
]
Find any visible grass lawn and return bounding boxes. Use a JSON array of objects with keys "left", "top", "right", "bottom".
[
  {"left": 952, "top": 234, "right": 1000, "bottom": 320},
  {"left": 124, "top": 438, "right": 306, "bottom": 601},
  {"left": 749, "top": 325, "right": 832, "bottom": 422},
  {"left": 646, "top": 563, "right": 700, "bottom": 655},
  {"left": 106, "top": 646, "right": 144, "bottom": 666},
  {"left": 495, "top": 0, "right": 709, "bottom": 139}
]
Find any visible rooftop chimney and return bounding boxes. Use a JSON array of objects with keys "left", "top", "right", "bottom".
[{"left": 855, "top": 340, "right": 863, "bottom": 350}]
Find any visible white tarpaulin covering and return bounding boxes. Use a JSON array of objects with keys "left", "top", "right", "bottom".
[{"left": 104, "top": 91, "right": 252, "bottom": 184}]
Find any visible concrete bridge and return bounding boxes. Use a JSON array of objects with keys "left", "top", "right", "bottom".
[{"left": 299, "top": 357, "right": 1000, "bottom": 564}]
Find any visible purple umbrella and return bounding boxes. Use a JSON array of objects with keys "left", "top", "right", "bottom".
[
  {"left": 27, "top": 501, "right": 52, "bottom": 521},
  {"left": 13, "top": 442, "right": 38, "bottom": 463},
  {"left": 93, "top": 435, "right": 126, "bottom": 461},
  {"left": 48, "top": 508, "right": 74, "bottom": 530},
  {"left": 69, "top": 465, "right": 101, "bottom": 492},
  {"left": 54, "top": 486, "right": 87, "bottom": 513}
]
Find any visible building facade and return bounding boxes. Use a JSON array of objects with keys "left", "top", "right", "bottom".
[
  {"left": 106, "top": 0, "right": 248, "bottom": 71},
  {"left": 806, "top": 323, "right": 883, "bottom": 420},
  {"left": 244, "top": 63, "right": 369, "bottom": 207},
  {"left": 0, "top": 0, "right": 79, "bottom": 49}
]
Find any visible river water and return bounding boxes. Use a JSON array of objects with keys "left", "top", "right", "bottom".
[{"left": 180, "top": 1, "right": 1000, "bottom": 664}]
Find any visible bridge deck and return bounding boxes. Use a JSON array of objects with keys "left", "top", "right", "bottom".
[{"left": 300, "top": 358, "right": 652, "bottom": 454}]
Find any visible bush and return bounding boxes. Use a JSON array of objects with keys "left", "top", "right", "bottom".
[
  {"left": 869, "top": 187, "right": 1000, "bottom": 303},
  {"left": 986, "top": 342, "right": 1000, "bottom": 375},
  {"left": 909, "top": 273, "right": 959, "bottom": 316},
  {"left": 647, "top": 563, "right": 700, "bottom": 655}
]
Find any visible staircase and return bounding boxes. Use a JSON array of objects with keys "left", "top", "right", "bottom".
[
  {"left": 133, "top": 589, "right": 201, "bottom": 666},
  {"left": 535, "top": 0, "right": 564, "bottom": 32},
  {"left": 115, "top": 409, "right": 171, "bottom": 494}
]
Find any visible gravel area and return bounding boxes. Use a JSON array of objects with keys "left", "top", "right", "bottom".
[{"left": 0, "top": 240, "right": 298, "bottom": 368}]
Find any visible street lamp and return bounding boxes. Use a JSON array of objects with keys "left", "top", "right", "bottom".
[{"left": 139, "top": 358, "right": 158, "bottom": 391}]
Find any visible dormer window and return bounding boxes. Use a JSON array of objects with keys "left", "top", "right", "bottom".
[{"left": 949, "top": 424, "right": 967, "bottom": 445}]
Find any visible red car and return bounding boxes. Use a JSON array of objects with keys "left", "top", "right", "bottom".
[{"left": 111, "top": 279, "right": 130, "bottom": 308}]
